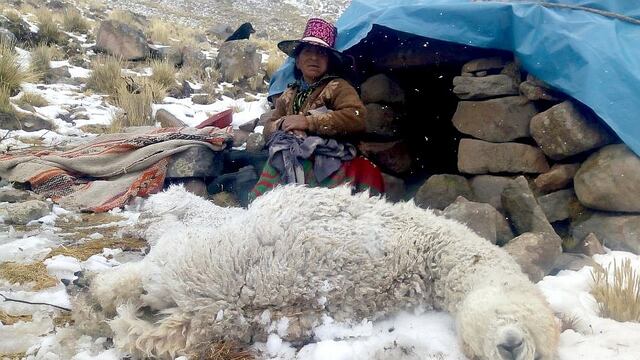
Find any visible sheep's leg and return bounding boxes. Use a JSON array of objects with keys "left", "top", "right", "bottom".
[{"left": 90, "top": 262, "right": 146, "bottom": 316}]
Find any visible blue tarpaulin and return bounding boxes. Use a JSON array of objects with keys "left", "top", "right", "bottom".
[{"left": 269, "top": 0, "right": 640, "bottom": 156}]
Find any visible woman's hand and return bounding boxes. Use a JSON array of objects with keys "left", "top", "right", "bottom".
[{"left": 281, "top": 115, "right": 309, "bottom": 131}]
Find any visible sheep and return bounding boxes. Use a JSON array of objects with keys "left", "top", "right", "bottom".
[{"left": 85, "top": 185, "right": 559, "bottom": 360}]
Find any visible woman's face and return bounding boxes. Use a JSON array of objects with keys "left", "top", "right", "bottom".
[{"left": 296, "top": 45, "right": 329, "bottom": 83}]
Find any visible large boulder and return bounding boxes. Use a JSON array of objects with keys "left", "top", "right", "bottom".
[
  {"left": 155, "top": 109, "right": 186, "bottom": 128},
  {"left": 574, "top": 144, "right": 640, "bottom": 212},
  {"left": 414, "top": 174, "right": 473, "bottom": 210},
  {"left": 0, "top": 188, "right": 40, "bottom": 203},
  {"left": 572, "top": 212, "right": 640, "bottom": 254},
  {"left": 452, "top": 74, "right": 519, "bottom": 100},
  {"left": 443, "top": 196, "right": 513, "bottom": 245},
  {"left": 529, "top": 101, "right": 614, "bottom": 160},
  {"left": 95, "top": 20, "right": 150, "bottom": 60},
  {"left": 364, "top": 103, "right": 400, "bottom": 138},
  {"left": 360, "top": 74, "right": 405, "bottom": 104},
  {"left": 470, "top": 175, "right": 513, "bottom": 212},
  {"left": 534, "top": 163, "right": 580, "bottom": 193},
  {"left": 451, "top": 96, "right": 537, "bottom": 142},
  {"left": 215, "top": 40, "right": 261, "bottom": 83},
  {"left": 166, "top": 147, "right": 223, "bottom": 179},
  {"left": 0, "top": 200, "right": 51, "bottom": 225},
  {"left": 458, "top": 139, "right": 549, "bottom": 174},
  {"left": 504, "top": 232, "right": 563, "bottom": 282}
]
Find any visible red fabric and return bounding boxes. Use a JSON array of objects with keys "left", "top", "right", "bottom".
[
  {"left": 342, "top": 156, "right": 385, "bottom": 193},
  {"left": 196, "top": 109, "right": 233, "bottom": 129}
]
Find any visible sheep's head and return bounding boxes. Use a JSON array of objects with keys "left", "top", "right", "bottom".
[{"left": 456, "top": 285, "right": 559, "bottom": 360}]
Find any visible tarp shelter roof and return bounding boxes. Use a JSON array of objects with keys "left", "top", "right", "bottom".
[{"left": 269, "top": 0, "right": 640, "bottom": 156}]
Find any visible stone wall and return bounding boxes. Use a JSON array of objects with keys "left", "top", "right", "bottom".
[{"left": 357, "top": 55, "right": 640, "bottom": 280}]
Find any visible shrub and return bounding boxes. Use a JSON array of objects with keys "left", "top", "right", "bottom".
[
  {"left": 144, "top": 78, "right": 168, "bottom": 103},
  {"left": 110, "top": 82, "right": 154, "bottom": 131},
  {"left": 108, "top": 10, "right": 143, "bottom": 30},
  {"left": 0, "top": 43, "right": 34, "bottom": 95},
  {"left": 0, "top": 86, "right": 15, "bottom": 114},
  {"left": 16, "top": 92, "right": 49, "bottom": 108},
  {"left": 35, "top": 8, "right": 62, "bottom": 45},
  {"left": 29, "top": 43, "right": 53, "bottom": 81},
  {"left": 150, "top": 59, "right": 177, "bottom": 89},
  {"left": 2, "top": 9, "right": 22, "bottom": 25},
  {"left": 87, "top": 56, "right": 125, "bottom": 96},
  {"left": 591, "top": 258, "right": 640, "bottom": 322},
  {"left": 148, "top": 19, "right": 172, "bottom": 44},
  {"left": 62, "top": 9, "right": 90, "bottom": 34}
]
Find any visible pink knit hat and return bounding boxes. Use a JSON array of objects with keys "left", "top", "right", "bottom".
[{"left": 278, "top": 18, "right": 350, "bottom": 65}]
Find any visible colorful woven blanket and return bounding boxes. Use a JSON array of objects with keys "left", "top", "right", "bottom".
[{"left": 0, "top": 127, "right": 232, "bottom": 212}]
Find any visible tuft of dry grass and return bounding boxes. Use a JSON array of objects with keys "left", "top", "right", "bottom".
[
  {"left": 143, "top": 78, "right": 168, "bottom": 103},
  {"left": 0, "top": 352, "right": 26, "bottom": 360},
  {"left": 35, "top": 8, "right": 62, "bottom": 45},
  {"left": 108, "top": 10, "right": 143, "bottom": 30},
  {"left": 47, "top": 236, "right": 148, "bottom": 261},
  {"left": 53, "top": 312, "right": 74, "bottom": 327},
  {"left": 150, "top": 59, "right": 177, "bottom": 89},
  {"left": 110, "top": 82, "right": 154, "bottom": 131},
  {"left": 16, "top": 91, "right": 49, "bottom": 108},
  {"left": 192, "top": 341, "right": 255, "bottom": 360},
  {"left": 0, "top": 85, "right": 15, "bottom": 114},
  {"left": 2, "top": 8, "right": 23, "bottom": 25},
  {"left": 29, "top": 43, "right": 53, "bottom": 81},
  {"left": 86, "top": 56, "right": 125, "bottom": 96},
  {"left": 0, "top": 310, "right": 33, "bottom": 326},
  {"left": 0, "top": 43, "right": 35, "bottom": 96},
  {"left": 62, "top": 9, "right": 90, "bottom": 34},
  {"left": 591, "top": 258, "right": 640, "bottom": 322},
  {"left": 265, "top": 50, "right": 287, "bottom": 80},
  {"left": 0, "top": 261, "right": 58, "bottom": 290},
  {"left": 148, "top": 18, "right": 172, "bottom": 44}
]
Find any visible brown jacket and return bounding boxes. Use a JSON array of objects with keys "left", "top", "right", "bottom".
[{"left": 264, "top": 77, "right": 367, "bottom": 140}]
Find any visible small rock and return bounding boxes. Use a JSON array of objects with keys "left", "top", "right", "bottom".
[
  {"left": 360, "top": 74, "right": 405, "bottom": 104},
  {"left": 579, "top": 233, "right": 606, "bottom": 257},
  {"left": 239, "top": 118, "right": 259, "bottom": 132},
  {"left": 206, "top": 24, "right": 234, "bottom": 40},
  {"left": 258, "top": 109, "right": 274, "bottom": 127},
  {"left": 452, "top": 75, "right": 519, "bottom": 100},
  {"left": 0, "top": 200, "right": 51, "bottom": 225},
  {"left": 0, "top": 188, "right": 39, "bottom": 203},
  {"left": 17, "top": 114, "right": 54, "bottom": 132},
  {"left": 451, "top": 96, "right": 537, "bottom": 142},
  {"left": 534, "top": 163, "right": 580, "bottom": 193},
  {"left": 574, "top": 144, "right": 640, "bottom": 213},
  {"left": 0, "top": 28, "right": 16, "bottom": 49},
  {"left": 504, "top": 232, "right": 562, "bottom": 282},
  {"left": 414, "top": 174, "right": 473, "bottom": 210},
  {"left": 0, "top": 111, "right": 21, "bottom": 130},
  {"left": 381, "top": 173, "right": 405, "bottom": 203},
  {"left": 572, "top": 212, "right": 640, "bottom": 254},
  {"left": 538, "top": 189, "right": 584, "bottom": 223},
  {"left": 458, "top": 139, "right": 549, "bottom": 174},
  {"left": 246, "top": 133, "right": 265, "bottom": 153},
  {"left": 155, "top": 109, "right": 186, "bottom": 128},
  {"left": 151, "top": 45, "right": 182, "bottom": 66},
  {"left": 519, "top": 81, "right": 560, "bottom": 101},
  {"left": 502, "top": 176, "right": 557, "bottom": 236},
  {"left": 461, "top": 57, "right": 510, "bottom": 74},
  {"left": 191, "top": 94, "right": 215, "bottom": 105},
  {"left": 358, "top": 140, "right": 412, "bottom": 174},
  {"left": 470, "top": 175, "right": 513, "bottom": 212},
  {"left": 530, "top": 101, "right": 614, "bottom": 160},
  {"left": 45, "top": 66, "right": 72, "bottom": 84},
  {"left": 550, "top": 253, "right": 599, "bottom": 274}
]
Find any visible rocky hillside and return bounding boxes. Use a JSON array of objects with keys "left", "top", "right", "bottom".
[{"left": 107, "top": 0, "right": 350, "bottom": 40}]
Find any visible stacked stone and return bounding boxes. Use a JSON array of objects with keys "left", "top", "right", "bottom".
[
  {"left": 358, "top": 74, "right": 411, "bottom": 201},
  {"left": 414, "top": 56, "right": 640, "bottom": 281}
]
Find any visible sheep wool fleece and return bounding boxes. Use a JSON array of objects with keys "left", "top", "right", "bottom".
[{"left": 89, "top": 185, "right": 559, "bottom": 360}]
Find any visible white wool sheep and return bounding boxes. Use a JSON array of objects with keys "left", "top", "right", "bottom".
[{"left": 87, "top": 185, "right": 559, "bottom": 360}]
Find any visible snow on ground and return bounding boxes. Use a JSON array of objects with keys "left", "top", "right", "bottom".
[{"left": 2, "top": 187, "right": 640, "bottom": 359}]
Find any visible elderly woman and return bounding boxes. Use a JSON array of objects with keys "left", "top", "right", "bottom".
[{"left": 250, "top": 18, "right": 384, "bottom": 200}]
